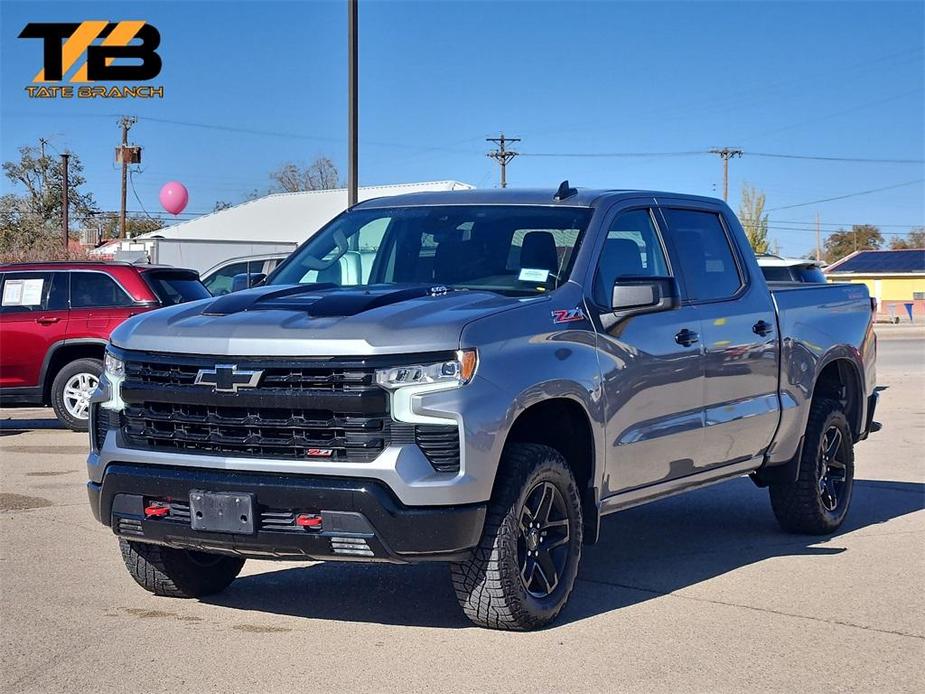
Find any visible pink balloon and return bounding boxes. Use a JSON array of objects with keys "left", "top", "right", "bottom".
[{"left": 159, "top": 181, "right": 189, "bottom": 216}]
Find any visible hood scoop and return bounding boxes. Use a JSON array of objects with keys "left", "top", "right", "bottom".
[{"left": 203, "top": 284, "right": 459, "bottom": 318}]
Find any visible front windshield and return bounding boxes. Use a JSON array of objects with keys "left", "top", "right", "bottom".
[{"left": 269, "top": 205, "right": 592, "bottom": 296}]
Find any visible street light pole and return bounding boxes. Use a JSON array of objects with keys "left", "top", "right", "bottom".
[{"left": 347, "top": 0, "right": 358, "bottom": 208}]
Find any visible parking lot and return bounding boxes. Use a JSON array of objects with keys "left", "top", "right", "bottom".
[{"left": 1, "top": 327, "right": 922, "bottom": 693}]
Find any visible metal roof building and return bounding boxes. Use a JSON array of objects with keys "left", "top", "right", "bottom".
[
  {"left": 826, "top": 249, "right": 925, "bottom": 322},
  {"left": 139, "top": 180, "right": 474, "bottom": 243}
]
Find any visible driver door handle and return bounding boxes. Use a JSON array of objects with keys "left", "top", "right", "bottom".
[
  {"left": 675, "top": 328, "right": 699, "bottom": 347},
  {"left": 35, "top": 316, "right": 61, "bottom": 325}
]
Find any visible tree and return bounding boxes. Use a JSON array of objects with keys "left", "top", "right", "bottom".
[
  {"left": 213, "top": 200, "right": 233, "bottom": 212},
  {"left": 738, "top": 183, "right": 770, "bottom": 254},
  {"left": 269, "top": 156, "right": 340, "bottom": 193},
  {"left": 96, "top": 212, "right": 163, "bottom": 241},
  {"left": 0, "top": 142, "right": 98, "bottom": 261},
  {"left": 890, "top": 227, "right": 925, "bottom": 250},
  {"left": 823, "top": 224, "right": 883, "bottom": 264}
]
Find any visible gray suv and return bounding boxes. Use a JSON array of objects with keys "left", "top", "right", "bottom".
[{"left": 88, "top": 186, "right": 878, "bottom": 630}]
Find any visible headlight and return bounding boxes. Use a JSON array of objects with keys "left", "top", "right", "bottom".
[
  {"left": 375, "top": 349, "right": 478, "bottom": 390},
  {"left": 104, "top": 350, "right": 125, "bottom": 379}
]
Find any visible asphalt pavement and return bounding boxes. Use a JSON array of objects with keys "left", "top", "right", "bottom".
[{"left": 1, "top": 328, "right": 922, "bottom": 693}]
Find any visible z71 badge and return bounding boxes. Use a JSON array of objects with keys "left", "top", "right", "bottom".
[{"left": 551, "top": 307, "right": 586, "bottom": 324}]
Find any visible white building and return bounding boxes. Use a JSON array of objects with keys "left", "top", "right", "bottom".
[
  {"left": 142, "top": 180, "right": 473, "bottom": 243},
  {"left": 93, "top": 180, "right": 473, "bottom": 280}
]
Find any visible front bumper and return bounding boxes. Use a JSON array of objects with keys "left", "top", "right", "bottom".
[{"left": 89, "top": 463, "right": 486, "bottom": 563}]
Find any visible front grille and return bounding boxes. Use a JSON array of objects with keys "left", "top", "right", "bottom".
[
  {"left": 415, "top": 425, "right": 461, "bottom": 474},
  {"left": 125, "top": 361, "right": 375, "bottom": 393},
  {"left": 118, "top": 351, "right": 400, "bottom": 463},
  {"left": 121, "top": 402, "right": 387, "bottom": 462}
]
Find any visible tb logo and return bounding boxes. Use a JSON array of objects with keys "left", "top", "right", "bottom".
[{"left": 18, "top": 21, "right": 162, "bottom": 82}]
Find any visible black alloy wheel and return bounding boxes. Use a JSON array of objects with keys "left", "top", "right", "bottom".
[
  {"left": 517, "top": 481, "right": 571, "bottom": 598},
  {"left": 817, "top": 424, "right": 848, "bottom": 512}
]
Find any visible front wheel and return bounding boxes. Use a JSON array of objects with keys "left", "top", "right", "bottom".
[
  {"left": 450, "top": 443, "right": 583, "bottom": 630},
  {"left": 119, "top": 539, "right": 245, "bottom": 598},
  {"left": 769, "top": 398, "right": 855, "bottom": 534}
]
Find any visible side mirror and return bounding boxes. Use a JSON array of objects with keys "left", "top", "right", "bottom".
[
  {"left": 610, "top": 276, "right": 678, "bottom": 315},
  {"left": 230, "top": 272, "right": 267, "bottom": 293}
]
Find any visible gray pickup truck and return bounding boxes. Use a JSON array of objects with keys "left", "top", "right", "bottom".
[{"left": 88, "top": 185, "right": 878, "bottom": 630}]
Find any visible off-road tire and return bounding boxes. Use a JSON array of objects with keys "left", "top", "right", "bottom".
[
  {"left": 50, "top": 357, "right": 103, "bottom": 432},
  {"left": 450, "top": 443, "right": 583, "bottom": 630},
  {"left": 119, "top": 539, "right": 246, "bottom": 598},
  {"left": 770, "top": 398, "right": 855, "bottom": 534}
]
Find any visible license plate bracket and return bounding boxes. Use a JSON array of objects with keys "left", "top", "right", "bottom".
[{"left": 189, "top": 490, "right": 255, "bottom": 534}]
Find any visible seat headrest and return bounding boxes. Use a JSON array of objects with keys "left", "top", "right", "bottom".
[
  {"left": 520, "top": 231, "right": 559, "bottom": 274},
  {"left": 600, "top": 238, "right": 645, "bottom": 278}
]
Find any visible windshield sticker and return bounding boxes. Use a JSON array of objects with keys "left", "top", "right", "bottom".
[
  {"left": 552, "top": 307, "right": 585, "bottom": 324},
  {"left": 518, "top": 268, "right": 550, "bottom": 283}
]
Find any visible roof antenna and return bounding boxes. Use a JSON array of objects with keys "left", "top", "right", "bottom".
[{"left": 554, "top": 180, "right": 577, "bottom": 201}]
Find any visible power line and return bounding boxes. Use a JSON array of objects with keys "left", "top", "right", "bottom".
[
  {"left": 519, "top": 149, "right": 922, "bottom": 164},
  {"left": 748, "top": 151, "right": 924, "bottom": 164},
  {"left": 770, "top": 218, "right": 924, "bottom": 228},
  {"left": 128, "top": 170, "right": 158, "bottom": 222},
  {"left": 520, "top": 151, "right": 703, "bottom": 158},
  {"left": 767, "top": 179, "right": 925, "bottom": 211}
]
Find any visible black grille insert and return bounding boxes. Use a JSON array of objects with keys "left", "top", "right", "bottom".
[
  {"left": 415, "top": 425, "right": 461, "bottom": 474},
  {"left": 118, "top": 352, "right": 398, "bottom": 462}
]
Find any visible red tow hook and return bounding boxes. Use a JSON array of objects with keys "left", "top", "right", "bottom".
[
  {"left": 295, "top": 513, "right": 322, "bottom": 529},
  {"left": 144, "top": 502, "right": 170, "bottom": 518}
]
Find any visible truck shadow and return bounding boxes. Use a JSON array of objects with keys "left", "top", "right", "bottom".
[
  {"left": 207, "top": 477, "right": 924, "bottom": 629},
  {"left": 0, "top": 414, "right": 65, "bottom": 437}
]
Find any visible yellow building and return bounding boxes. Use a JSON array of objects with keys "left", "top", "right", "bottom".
[{"left": 826, "top": 249, "right": 925, "bottom": 322}]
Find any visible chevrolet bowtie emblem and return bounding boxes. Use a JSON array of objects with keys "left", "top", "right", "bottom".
[{"left": 194, "top": 364, "right": 263, "bottom": 393}]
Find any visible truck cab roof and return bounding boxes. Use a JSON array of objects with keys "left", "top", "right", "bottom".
[{"left": 353, "top": 187, "right": 725, "bottom": 210}]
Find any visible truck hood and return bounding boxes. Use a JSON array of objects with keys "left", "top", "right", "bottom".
[{"left": 110, "top": 284, "right": 526, "bottom": 356}]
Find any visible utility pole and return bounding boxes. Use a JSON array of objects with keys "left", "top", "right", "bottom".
[
  {"left": 487, "top": 133, "right": 520, "bottom": 188},
  {"left": 815, "top": 212, "right": 822, "bottom": 261},
  {"left": 61, "top": 153, "right": 70, "bottom": 251},
  {"left": 39, "top": 138, "right": 48, "bottom": 195},
  {"left": 117, "top": 116, "right": 137, "bottom": 239},
  {"left": 347, "top": 0, "right": 358, "bottom": 207},
  {"left": 709, "top": 147, "right": 743, "bottom": 201}
]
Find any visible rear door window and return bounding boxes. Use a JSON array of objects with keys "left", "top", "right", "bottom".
[
  {"left": 661, "top": 209, "right": 744, "bottom": 302},
  {"left": 1, "top": 272, "right": 56, "bottom": 313},
  {"left": 70, "top": 272, "right": 134, "bottom": 308},
  {"left": 144, "top": 272, "right": 211, "bottom": 305}
]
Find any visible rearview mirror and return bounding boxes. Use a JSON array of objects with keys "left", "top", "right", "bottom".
[{"left": 230, "top": 272, "right": 267, "bottom": 293}]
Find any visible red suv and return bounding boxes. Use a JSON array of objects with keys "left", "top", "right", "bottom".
[{"left": 0, "top": 262, "right": 209, "bottom": 430}]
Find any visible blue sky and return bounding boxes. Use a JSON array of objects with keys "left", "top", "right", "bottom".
[{"left": 1, "top": 0, "right": 923, "bottom": 256}]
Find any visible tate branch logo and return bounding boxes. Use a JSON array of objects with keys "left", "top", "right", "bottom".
[{"left": 18, "top": 21, "right": 164, "bottom": 99}]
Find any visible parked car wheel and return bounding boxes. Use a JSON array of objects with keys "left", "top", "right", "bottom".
[
  {"left": 119, "top": 539, "right": 246, "bottom": 598},
  {"left": 50, "top": 357, "right": 102, "bottom": 431},
  {"left": 450, "top": 443, "right": 583, "bottom": 630},
  {"left": 769, "top": 398, "right": 855, "bottom": 534}
]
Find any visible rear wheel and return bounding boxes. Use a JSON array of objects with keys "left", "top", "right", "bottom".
[
  {"left": 50, "top": 358, "right": 102, "bottom": 431},
  {"left": 119, "top": 539, "right": 245, "bottom": 598},
  {"left": 450, "top": 443, "right": 583, "bottom": 630},
  {"left": 769, "top": 398, "right": 854, "bottom": 534}
]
